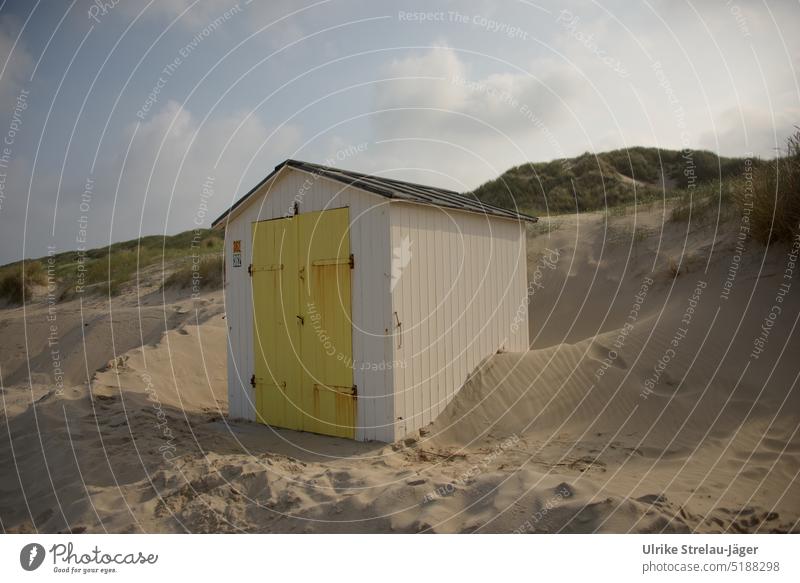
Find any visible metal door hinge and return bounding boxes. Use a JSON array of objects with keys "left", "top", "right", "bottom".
[
  {"left": 250, "top": 264, "right": 283, "bottom": 274},
  {"left": 313, "top": 383, "right": 357, "bottom": 397},
  {"left": 349, "top": 253, "right": 354, "bottom": 269},
  {"left": 251, "top": 376, "right": 287, "bottom": 389}
]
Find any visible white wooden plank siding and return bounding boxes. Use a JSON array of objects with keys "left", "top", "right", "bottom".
[
  {"left": 222, "top": 167, "right": 394, "bottom": 442},
  {"left": 389, "top": 202, "right": 529, "bottom": 438},
  {"left": 220, "top": 163, "right": 530, "bottom": 442}
]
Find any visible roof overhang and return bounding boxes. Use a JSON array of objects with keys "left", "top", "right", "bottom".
[{"left": 211, "top": 159, "right": 538, "bottom": 230}]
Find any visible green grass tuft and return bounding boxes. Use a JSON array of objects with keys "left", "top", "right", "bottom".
[
  {"left": 737, "top": 130, "right": 800, "bottom": 245},
  {"left": 1, "top": 229, "right": 225, "bottom": 300},
  {"left": 164, "top": 253, "right": 224, "bottom": 292},
  {"left": 472, "top": 147, "right": 758, "bottom": 215},
  {"left": 0, "top": 261, "right": 47, "bottom": 304}
]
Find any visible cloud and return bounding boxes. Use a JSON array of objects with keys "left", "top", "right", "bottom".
[
  {"left": 0, "top": 97, "right": 302, "bottom": 263},
  {"left": 127, "top": 0, "right": 239, "bottom": 29},
  {"left": 112, "top": 101, "right": 302, "bottom": 237},
  {"left": 130, "top": 0, "right": 309, "bottom": 44},
  {"left": 15, "top": 100, "right": 304, "bottom": 260},
  {"left": 364, "top": 46, "right": 577, "bottom": 189},
  {"left": 0, "top": 21, "right": 36, "bottom": 264},
  {"left": 0, "top": 18, "right": 34, "bottom": 110},
  {"left": 700, "top": 107, "right": 800, "bottom": 159},
  {"left": 372, "top": 46, "right": 574, "bottom": 139}
]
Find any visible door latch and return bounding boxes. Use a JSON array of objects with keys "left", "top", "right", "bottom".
[{"left": 394, "top": 311, "right": 402, "bottom": 348}]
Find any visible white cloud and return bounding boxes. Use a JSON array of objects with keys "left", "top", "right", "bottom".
[
  {"left": 373, "top": 46, "right": 573, "bottom": 138},
  {"left": 75, "top": 101, "right": 302, "bottom": 244},
  {"left": 700, "top": 107, "right": 800, "bottom": 159},
  {"left": 365, "top": 46, "right": 577, "bottom": 189}
]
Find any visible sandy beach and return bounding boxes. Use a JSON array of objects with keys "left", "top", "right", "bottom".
[{"left": 1, "top": 203, "right": 798, "bottom": 533}]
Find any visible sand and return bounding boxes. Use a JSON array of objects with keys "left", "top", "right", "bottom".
[{"left": 1, "top": 203, "right": 798, "bottom": 533}]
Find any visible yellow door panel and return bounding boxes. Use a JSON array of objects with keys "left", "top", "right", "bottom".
[
  {"left": 251, "top": 208, "right": 355, "bottom": 439},
  {"left": 298, "top": 208, "right": 356, "bottom": 439},
  {"left": 251, "top": 217, "right": 302, "bottom": 431}
]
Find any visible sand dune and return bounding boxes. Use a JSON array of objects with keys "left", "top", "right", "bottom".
[{"left": 1, "top": 204, "right": 798, "bottom": 533}]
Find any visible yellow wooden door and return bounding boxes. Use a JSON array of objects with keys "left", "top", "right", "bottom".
[
  {"left": 297, "top": 208, "right": 355, "bottom": 439},
  {"left": 251, "top": 217, "right": 302, "bottom": 431},
  {"left": 252, "top": 208, "right": 355, "bottom": 439}
]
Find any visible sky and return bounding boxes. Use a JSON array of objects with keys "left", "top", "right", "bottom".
[{"left": 0, "top": 0, "right": 797, "bottom": 264}]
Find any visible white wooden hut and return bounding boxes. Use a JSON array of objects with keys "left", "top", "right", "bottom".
[{"left": 212, "top": 160, "right": 535, "bottom": 442}]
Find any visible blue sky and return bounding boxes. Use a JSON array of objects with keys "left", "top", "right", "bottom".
[{"left": 0, "top": 0, "right": 797, "bottom": 264}]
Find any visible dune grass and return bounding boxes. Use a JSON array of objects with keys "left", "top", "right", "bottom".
[
  {"left": 0, "top": 261, "right": 47, "bottom": 304},
  {"left": 472, "top": 147, "right": 754, "bottom": 215},
  {"left": 0, "top": 229, "right": 225, "bottom": 303},
  {"left": 738, "top": 130, "right": 800, "bottom": 245},
  {"left": 62, "top": 229, "right": 224, "bottom": 297},
  {"left": 667, "top": 130, "right": 800, "bottom": 245},
  {"left": 668, "top": 178, "right": 740, "bottom": 226},
  {"left": 164, "top": 253, "right": 224, "bottom": 292}
]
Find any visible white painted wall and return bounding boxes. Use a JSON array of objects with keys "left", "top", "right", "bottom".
[
  {"left": 221, "top": 166, "right": 530, "bottom": 443},
  {"left": 221, "top": 167, "right": 395, "bottom": 442},
  {"left": 388, "top": 202, "right": 529, "bottom": 438}
]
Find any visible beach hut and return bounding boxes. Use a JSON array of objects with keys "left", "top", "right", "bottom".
[{"left": 212, "top": 160, "right": 535, "bottom": 442}]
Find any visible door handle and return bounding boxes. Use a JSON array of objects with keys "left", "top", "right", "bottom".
[{"left": 394, "top": 311, "right": 402, "bottom": 348}]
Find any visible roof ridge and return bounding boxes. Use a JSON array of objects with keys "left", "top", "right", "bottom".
[
  {"left": 286, "top": 159, "right": 461, "bottom": 195},
  {"left": 212, "top": 159, "right": 537, "bottom": 227}
]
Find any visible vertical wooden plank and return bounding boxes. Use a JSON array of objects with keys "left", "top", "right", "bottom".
[
  {"left": 418, "top": 208, "right": 429, "bottom": 428},
  {"left": 519, "top": 223, "right": 530, "bottom": 349},
  {"left": 348, "top": 189, "right": 366, "bottom": 441},
  {"left": 446, "top": 211, "right": 456, "bottom": 408},
  {"left": 356, "top": 194, "right": 371, "bottom": 441},
  {"left": 380, "top": 204, "right": 395, "bottom": 442},
  {"left": 365, "top": 198, "right": 380, "bottom": 441},
  {"left": 390, "top": 204, "right": 403, "bottom": 436},
  {"left": 493, "top": 220, "right": 503, "bottom": 351},
  {"left": 405, "top": 207, "right": 416, "bottom": 433},
  {"left": 501, "top": 223, "right": 512, "bottom": 351},
  {"left": 431, "top": 210, "right": 442, "bottom": 420},
  {"left": 453, "top": 211, "right": 464, "bottom": 404},
  {"left": 440, "top": 211, "right": 451, "bottom": 413},
  {"left": 243, "top": 207, "right": 255, "bottom": 420},
  {"left": 478, "top": 215, "right": 488, "bottom": 360}
]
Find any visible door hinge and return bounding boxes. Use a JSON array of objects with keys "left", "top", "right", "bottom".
[
  {"left": 313, "top": 383, "right": 357, "bottom": 397},
  {"left": 248, "top": 264, "right": 253, "bottom": 276},
  {"left": 349, "top": 253, "right": 354, "bottom": 269},
  {"left": 250, "top": 374, "right": 256, "bottom": 388}
]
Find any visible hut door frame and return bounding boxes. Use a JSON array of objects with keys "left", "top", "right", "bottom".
[{"left": 251, "top": 207, "right": 355, "bottom": 439}]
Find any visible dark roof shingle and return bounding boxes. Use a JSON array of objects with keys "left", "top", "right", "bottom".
[{"left": 212, "top": 159, "right": 537, "bottom": 227}]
